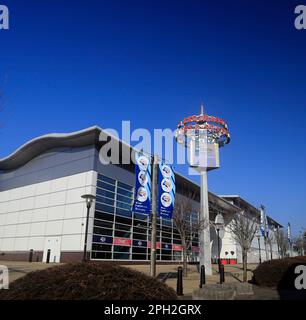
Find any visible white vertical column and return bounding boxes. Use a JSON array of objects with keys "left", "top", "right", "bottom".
[{"left": 199, "top": 170, "right": 212, "bottom": 275}]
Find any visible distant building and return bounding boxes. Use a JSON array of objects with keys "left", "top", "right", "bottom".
[{"left": 0, "top": 126, "right": 282, "bottom": 264}]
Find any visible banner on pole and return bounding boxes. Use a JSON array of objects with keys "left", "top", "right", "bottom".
[
  {"left": 157, "top": 163, "right": 175, "bottom": 219},
  {"left": 287, "top": 223, "right": 291, "bottom": 244},
  {"left": 264, "top": 214, "right": 269, "bottom": 237},
  {"left": 260, "top": 208, "right": 266, "bottom": 237},
  {"left": 132, "top": 153, "right": 152, "bottom": 215}
]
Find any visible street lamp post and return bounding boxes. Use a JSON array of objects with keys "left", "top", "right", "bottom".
[
  {"left": 216, "top": 228, "right": 220, "bottom": 271},
  {"left": 214, "top": 213, "right": 224, "bottom": 273},
  {"left": 257, "top": 234, "right": 262, "bottom": 264},
  {"left": 81, "top": 194, "right": 96, "bottom": 262}
]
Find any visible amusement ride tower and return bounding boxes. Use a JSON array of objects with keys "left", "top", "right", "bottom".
[{"left": 175, "top": 105, "right": 230, "bottom": 275}]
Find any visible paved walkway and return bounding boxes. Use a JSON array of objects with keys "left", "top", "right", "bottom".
[
  {"left": 1, "top": 261, "right": 60, "bottom": 284},
  {"left": 123, "top": 263, "right": 263, "bottom": 299},
  {"left": 1, "top": 261, "right": 280, "bottom": 299}
]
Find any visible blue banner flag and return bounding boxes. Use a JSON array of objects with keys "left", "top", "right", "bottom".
[
  {"left": 260, "top": 207, "right": 265, "bottom": 237},
  {"left": 287, "top": 223, "right": 291, "bottom": 244},
  {"left": 264, "top": 214, "right": 269, "bottom": 237},
  {"left": 132, "top": 153, "right": 152, "bottom": 215},
  {"left": 158, "top": 163, "right": 175, "bottom": 219}
]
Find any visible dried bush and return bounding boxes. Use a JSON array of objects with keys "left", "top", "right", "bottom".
[
  {"left": 0, "top": 262, "right": 177, "bottom": 300},
  {"left": 253, "top": 256, "right": 306, "bottom": 288}
]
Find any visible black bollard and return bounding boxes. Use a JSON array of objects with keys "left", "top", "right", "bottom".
[
  {"left": 177, "top": 266, "right": 183, "bottom": 295},
  {"left": 29, "top": 249, "right": 33, "bottom": 263},
  {"left": 199, "top": 265, "right": 206, "bottom": 288},
  {"left": 220, "top": 264, "right": 225, "bottom": 284}
]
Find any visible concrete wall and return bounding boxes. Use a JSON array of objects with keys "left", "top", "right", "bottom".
[{"left": 0, "top": 146, "right": 97, "bottom": 262}]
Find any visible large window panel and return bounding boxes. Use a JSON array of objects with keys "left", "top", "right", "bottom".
[
  {"left": 98, "top": 174, "right": 116, "bottom": 185},
  {"left": 91, "top": 251, "right": 112, "bottom": 259},
  {"left": 134, "top": 219, "right": 148, "bottom": 228},
  {"left": 116, "top": 208, "right": 132, "bottom": 217},
  {"left": 117, "top": 187, "right": 133, "bottom": 198},
  {"left": 93, "top": 227, "right": 113, "bottom": 236},
  {"left": 115, "top": 215, "right": 132, "bottom": 225},
  {"left": 115, "top": 223, "right": 131, "bottom": 231},
  {"left": 162, "top": 237, "right": 172, "bottom": 243},
  {"left": 96, "top": 195, "right": 114, "bottom": 206},
  {"left": 134, "top": 212, "right": 148, "bottom": 221},
  {"left": 114, "top": 230, "right": 131, "bottom": 238},
  {"left": 92, "top": 243, "right": 112, "bottom": 252},
  {"left": 95, "top": 202, "right": 115, "bottom": 214},
  {"left": 161, "top": 254, "right": 172, "bottom": 261},
  {"left": 96, "top": 189, "right": 115, "bottom": 199},
  {"left": 133, "top": 226, "right": 147, "bottom": 234},
  {"left": 94, "top": 219, "right": 113, "bottom": 229},
  {"left": 117, "top": 181, "right": 133, "bottom": 191},
  {"left": 132, "top": 247, "right": 147, "bottom": 254},
  {"left": 113, "top": 253, "right": 130, "bottom": 260},
  {"left": 95, "top": 211, "right": 114, "bottom": 222},
  {"left": 116, "top": 201, "right": 132, "bottom": 211},
  {"left": 133, "top": 232, "right": 147, "bottom": 241},
  {"left": 132, "top": 254, "right": 147, "bottom": 260},
  {"left": 97, "top": 180, "right": 116, "bottom": 192},
  {"left": 117, "top": 194, "right": 133, "bottom": 204},
  {"left": 173, "top": 238, "right": 182, "bottom": 244}
]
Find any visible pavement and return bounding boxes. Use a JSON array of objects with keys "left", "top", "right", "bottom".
[
  {"left": 0, "top": 261, "right": 280, "bottom": 300},
  {"left": 123, "top": 263, "right": 280, "bottom": 299},
  {"left": 1, "top": 261, "right": 60, "bottom": 284}
]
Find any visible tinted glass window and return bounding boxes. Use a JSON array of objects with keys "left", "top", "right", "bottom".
[
  {"left": 95, "top": 211, "right": 114, "bottom": 222},
  {"left": 97, "top": 180, "right": 116, "bottom": 192},
  {"left": 95, "top": 203, "right": 114, "bottom": 214},
  {"left": 98, "top": 174, "right": 116, "bottom": 185},
  {"left": 117, "top": 187, "right": 133, "bottom": 198},
  {"left": 117, "top": 181, "right": 133, "bottom": 191},
  {"left": 96, "top": 189, "right": 115, "bottom": 199}
]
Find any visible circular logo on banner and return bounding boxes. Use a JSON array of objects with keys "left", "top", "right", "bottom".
[
  {"left": 161, "top": 178, "right": 172, "bottom": 192},
  {"left": 161, "top": 192, "right": 172, "bottom": 207},
  {"left": 137, "top": 155, "right": 149, "bottom": 171},
  {"left": 138, "top": 170, "right": 148, "bottom": 186},
  {"left": 161, "top": 164, "right": 172, "bottom": 178},
  {"left": 137, "top": 187, "right": 148, "bottom": 202}
]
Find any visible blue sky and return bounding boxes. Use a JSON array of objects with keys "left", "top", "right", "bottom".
[{"left": 1, "top": 0, "right": 306, "bottom": 235}]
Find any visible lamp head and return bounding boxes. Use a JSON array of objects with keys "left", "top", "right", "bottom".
[{"left": 81, "top": 194, "right": 96, "bottom": 208}]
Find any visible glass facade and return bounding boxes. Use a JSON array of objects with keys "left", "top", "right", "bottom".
[{"left": 91, "top": 173, "right": 199, "bottom": 261}]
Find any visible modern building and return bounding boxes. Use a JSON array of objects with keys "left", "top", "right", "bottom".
[
  {"left": 219, "top": 195, "right": 282, "bottom": 263},
  {"left": 0, "top": 126, "right": 282, "bottom": 264}
]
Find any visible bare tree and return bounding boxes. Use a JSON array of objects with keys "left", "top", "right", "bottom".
[
  {"left": 266, "top": 232, "right": 274, "bottom": 260},
  {"left": 275, "top": 229, "right": 288, "bottom": 258},
  {"left": 228, "top": 211, "right": 258, "bottom": 282},
  {"left": 293, "top": 235, "right": 304, "bottom": 255},
  {"left": 173, "top": 193, "right": 208, "bottom": 276}
]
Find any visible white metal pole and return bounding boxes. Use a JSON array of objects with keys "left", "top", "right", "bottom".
[
  {"left": 150, "top": 154, "right": 158, "bottom": 277},
  {"left": 199, "top": 170, "right": 212, "bottom": 275}
]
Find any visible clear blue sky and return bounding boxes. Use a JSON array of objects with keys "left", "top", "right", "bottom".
[{"left": 1, "top": 0, "right": 306, "bottom": 235}]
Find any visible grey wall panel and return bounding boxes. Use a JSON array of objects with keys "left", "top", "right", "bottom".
[
  {"left": 0, "top": 146, "right": 96, "bottom": 191},
  {"left": 94, "top": 149, "right": 134, "bottom": 185}
]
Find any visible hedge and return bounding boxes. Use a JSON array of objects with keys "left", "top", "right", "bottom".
[
  {"left": 253, "top": 256, "right": 306, "bottom": 288},
  {"left": 0, "top": 262, "right": 177, "bottom": 300}
]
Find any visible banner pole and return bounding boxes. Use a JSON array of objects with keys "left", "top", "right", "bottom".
[{"left": 150, "top": 154, "right": 159, "bottom": 277}]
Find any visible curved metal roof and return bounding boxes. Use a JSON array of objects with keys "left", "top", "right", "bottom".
[{"left": 0, "top": 126, "right": 102, "bottom": 171}]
